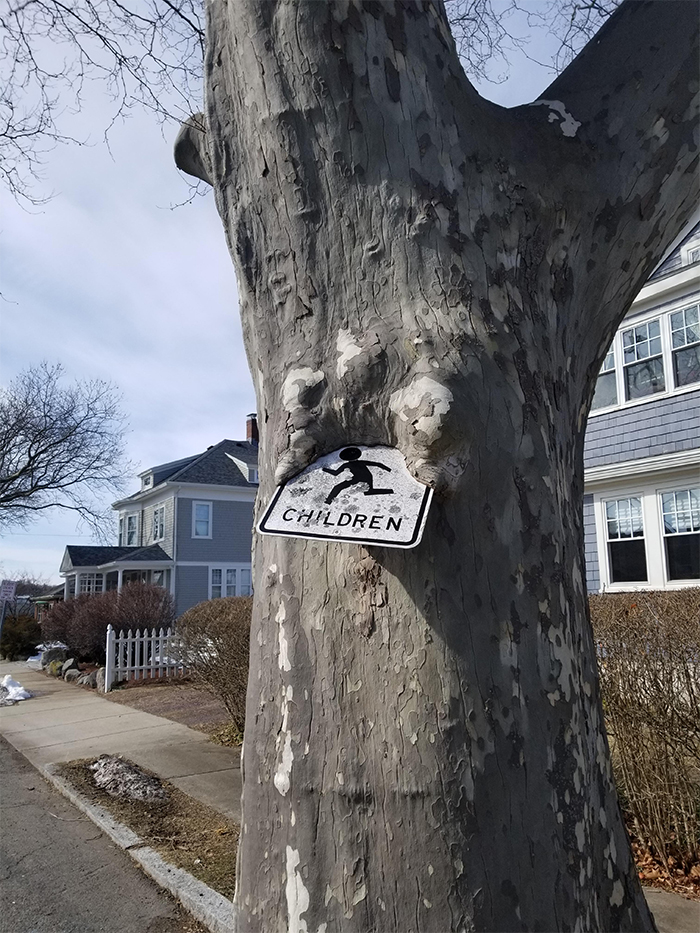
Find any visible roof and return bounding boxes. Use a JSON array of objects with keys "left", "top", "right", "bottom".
[
  {"left": 61, "top": 545, "right": 172, "bottom": 572},
  {"left": 649, "top": 220, "right": 700, "bottom": 281},
  {"left": 115, "top": 439, "right": 259, "bottom": 507},
  {"left": 170, "top": 440, "right": 258, "bottom": 485}
]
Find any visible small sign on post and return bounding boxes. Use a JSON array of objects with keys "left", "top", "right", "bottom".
[
  {"left": 0, "top": 580, "right": 17, "bottom": 602},
  {"left": 258, "top": 446, "right": 432, "bottom": 548}
]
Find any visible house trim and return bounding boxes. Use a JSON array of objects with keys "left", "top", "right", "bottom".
[{"left": 585, "top": 449, "right": 700, "bottom": 487}]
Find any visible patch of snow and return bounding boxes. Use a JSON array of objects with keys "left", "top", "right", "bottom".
[{"left": 0, "top": 674, "right": 32, "bottom": 705}]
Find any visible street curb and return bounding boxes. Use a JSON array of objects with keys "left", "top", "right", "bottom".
[{"left": 42, "top": 763, "right": 236, "bottom": 933}]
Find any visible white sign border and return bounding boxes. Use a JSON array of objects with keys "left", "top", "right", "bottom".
[{"left": 257, "top": 459, "right": 434, "bottom": 549}]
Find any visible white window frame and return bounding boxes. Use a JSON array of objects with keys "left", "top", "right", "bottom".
[
  {"left": 592, "top": 470, "right": 700, "bottom": 591},
  {"left": 126, "top": 513, "right": 139, "bottom": 546},
  {"left": 589, "top": 296, "right": 700, "bottom": 417},
  {"left": 248, "top": 467, "right": 259, "bottom": 484},
  {"left": 208, "top": 564, "right": 253, "bottom": 599},
  {"left": 659, "top": 485, "right": 700, "bottom": 584},
  {"left": 79, "top": 572, "right": 104, "bottom": 595},
  {"left": 152, "top": 505, "right": 165, "bottom": 542},
  {"left": 192, "top": 500, "right": 213, "bottom": 539},
  {"left": 118, "top": 516, "right": 124, "bottom": 546}
]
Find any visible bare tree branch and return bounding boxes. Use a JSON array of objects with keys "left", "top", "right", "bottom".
[{"left": 0, "top": 362, "right": 131, "bottom": 536}]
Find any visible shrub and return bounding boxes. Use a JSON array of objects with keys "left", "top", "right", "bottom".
[
  {"left": 591, "top": 589, "right": 700, "bottom": 872},
  {"left": 176, "top": 597, "right": 252, "bottom": 735},
  {"left": 0, "top": 614, "right": 42, "bottom": 661},
  {"left": 40, "top": 584, "right": 175, "bottom": 664}
]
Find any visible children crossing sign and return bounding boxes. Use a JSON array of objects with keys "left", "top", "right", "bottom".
[{"left": 258, "top": 446, "right": 433, "bottom": 548}]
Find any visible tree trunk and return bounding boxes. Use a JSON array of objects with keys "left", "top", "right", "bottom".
[{"left": 183, "top": 1, "right": 698, "bottom": 929}]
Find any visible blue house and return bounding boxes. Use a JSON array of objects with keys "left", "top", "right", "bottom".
[
  {"left": 60, "top": 416, "right": 259, "bottom": 616},
  {"left": 583, "top": 222, "right": 700, "bottom": 592}
]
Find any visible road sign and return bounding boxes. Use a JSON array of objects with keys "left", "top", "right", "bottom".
[
  {"left": 0, "top": 580, "right": 17, "bottom": 601},
  {"left": 258, "top": 446, "right": 433, "bottom": 548}
]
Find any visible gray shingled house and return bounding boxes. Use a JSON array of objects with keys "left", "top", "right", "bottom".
[
  {"left": 59, "top": 416, "right": 259, "bottom": 616},
  {"left": 583, "top": 220, "right": 700, "bottom": 592}
]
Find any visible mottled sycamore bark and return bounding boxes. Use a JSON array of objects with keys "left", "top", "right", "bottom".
[{"left": 176, "top": 1, "right": 698, "bottom": 930}]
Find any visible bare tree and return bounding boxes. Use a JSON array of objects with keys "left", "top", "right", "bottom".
[
  {"left": 0, "top": 0, "right": 620, "bottom": 201},
  {"left": 0, "top": 362, "right": 129, "bottom": 534},
  {"left": 172, "top": 1, "right": 698, "bottom": 929}
]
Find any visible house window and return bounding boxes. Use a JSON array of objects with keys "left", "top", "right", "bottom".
[
  {"left": 248, "top": 467, "right": 259, "bottom": 484},
  {"left": 153, "top": 506, "right": 165, "bottom": 541},
  {"left": 79, "top": 573, "right": 104, "bottom": 595},
  {"left": 669, "top": 305, "right": 700, "bottom": 388},
  {"left": 661, "top": 488, "right": 700, "bottom": 580},
  {"left": 192, "top": 501, "right": 212, "bottom": 538},
  {"left": 622, "top": 318, "right": 665, "bottom": 400},
  {"left": 210, "top": 566, "right": 252, "bottom": 598},
  {"left": 605, "top": 497, "right": 648, "bottom": 583},
  {"left": 126, "top": 514, "right": 138, "bottom": 546},
  {"left": 152, "top": 569, "right": 171, "bottom": 589},
  {"left": 591, "top": 347, "right": 617, "bottom": 411}
]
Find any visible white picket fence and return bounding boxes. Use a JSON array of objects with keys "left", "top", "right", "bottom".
[{"left": 104, "top": 623, "right": 186, "bottom": 691}]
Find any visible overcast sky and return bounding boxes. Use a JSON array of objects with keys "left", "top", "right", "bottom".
[{"left": 0, "top": 9, "right": 560, "bottom": 585}]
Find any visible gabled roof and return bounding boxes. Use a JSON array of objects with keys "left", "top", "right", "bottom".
[
  {"left": 61, "top": 545, "right": 172, "bottom": 573},
  {"left": 170, "top": 439, "right": 258, "bottom": 486},
  {"left": 649, "top": 220, "right": 700, "bottom": 280},
  {"left": 116, "top": 440, "right": 259, "bottom": 509}
]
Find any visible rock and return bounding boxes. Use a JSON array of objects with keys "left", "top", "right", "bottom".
[
  {"left": 90, "top": 755, "right": 167, "bottom": 801},
  {"left": 61, "top": 658, "right": 78, "bottom": 676},
  {"left": 41, "top": 646, "right": 68, "bottom": 668},
  {"left": 96, "top": 668, "right": 106, "bottom": 693},
  {"left": 47, "top": 659, "right": 64, "bottom": 678},
  {"left": 64, "top": 669, "right": 81, "bottom": 683},
  {"left": 77, "top": 671, "right": 97, "bottom": 688}
]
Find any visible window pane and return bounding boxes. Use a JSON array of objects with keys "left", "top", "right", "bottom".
[
  {"left": 196, "top": 504, "right": 209, "bottom": 520},
  {"left": 591, "top": 371, "right": 617, "bottom": 410},
  {"left": 212, "top": 569, "right": 222, "bottom": 584},
  {"left": 226, "top": 569, "right": 236, "bottom": 596},
  {"left": 212, "top": 585, "right": 222, "bottom": 598},
  {"left": 624, "top": 357, "right": 665, "bottom": 399},
  {"left": 609, "top": 540, "right": 648, "bottom": 582},
  {"left": 665, "top": 535, "right": 700, "bottom": 580},
  {"left": 673, "top": 344, "right": 700, "bottom": 387},
  {"left": 240, "top": 569, "right": 252, "bottom": 596}
]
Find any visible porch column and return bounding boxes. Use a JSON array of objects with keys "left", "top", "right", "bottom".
[
  {"left": 74, "top": 573, "right": 80, "bottom": 597},
  {"left": 117, "top": 569, "right": 123, "bottom": 593},
  {"left": 63, "top": 578, "right": 70, "bottom": 600}
]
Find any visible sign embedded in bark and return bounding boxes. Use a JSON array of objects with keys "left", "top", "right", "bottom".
[{"left": 258, "top": 446, "right": 432, "bottom": 548}]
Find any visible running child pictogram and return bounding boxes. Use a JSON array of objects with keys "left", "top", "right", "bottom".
[{"left": 322, "top": 447, "right": 394, "bottom": 504}]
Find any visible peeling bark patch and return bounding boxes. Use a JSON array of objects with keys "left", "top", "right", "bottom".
[
  {"left": 390, "top": 376, "right": 453, "bottom": 441},
  {"left": 283, "top": 368, "right": 326, "bottom": 411},
  {"left": 274, "top": 685, "right": 294, "bottom": 796},
  {"left": 336, "top": 329, "right": 364, "bottom": 377},
  {"left": 285, "top": 846, "right": 311, "bottom": 933},
  {"left": 529, "top": 100, "right": 582, "bottom": 137}
]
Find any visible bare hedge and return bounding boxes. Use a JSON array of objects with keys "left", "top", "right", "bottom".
[
  {"left": 591, "top": 589, "right": 700, "bottom": 871},
  {"left": 42, "top": 583, "right": 175, "bottom": 663},
  {"left": 176, "top": 597, "right": 252, "bottom": 735}
]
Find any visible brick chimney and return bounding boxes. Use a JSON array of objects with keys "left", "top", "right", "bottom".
[{"left": 246, "top": 413, "right": 259, "bottom": 445}]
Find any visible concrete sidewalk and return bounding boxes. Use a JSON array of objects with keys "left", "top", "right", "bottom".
[
  {"left": 2, "top": 660, "right": 698, "bottom": 933},
  {"left": 0, "top": 660, "right": 241, "bottom": 822}
]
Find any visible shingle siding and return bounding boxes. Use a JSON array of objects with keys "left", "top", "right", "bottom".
[
  {"left": 140, "top": 497, "right": 175, "bottom": 557},
  {"left": 176, "top": 498, "right": 255, "bottom": 562},
  {"left": 582, "top": 495, "right": 600, "bottom": 594},
  {"left": 174, "top": 565, "right": 209, "bottom": 616},
  {"left": 584, "top": 389, "right": 700, "bottom": 469}
]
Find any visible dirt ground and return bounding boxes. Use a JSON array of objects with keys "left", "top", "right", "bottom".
[
  {"left": 102, "top": 677, "right": 239, "bottom": 743},
  {"left": 58, "top": 758, "right": 239, "bottom": 900}
]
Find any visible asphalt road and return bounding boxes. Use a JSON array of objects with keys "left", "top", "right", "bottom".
[{"left": 0, "top": 736, "right": 204, "bottom": 933}]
